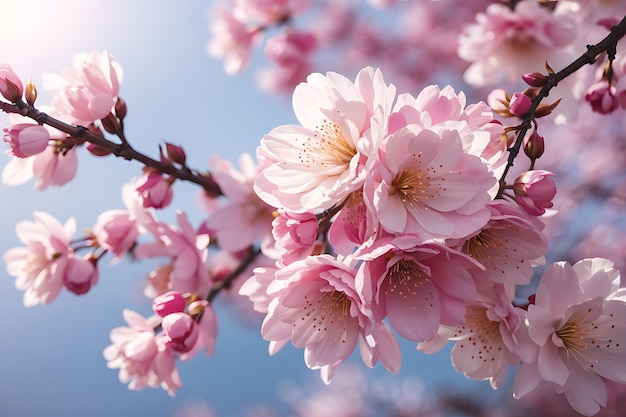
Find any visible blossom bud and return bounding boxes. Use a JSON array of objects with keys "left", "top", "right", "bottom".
[
  {"left": 188, "top": 299, "right": 208, "bottom": 317},
  {"left": 509, "top": 92, "right": 532, "bottom": 117},
  {"left": 165, "top": 143, "right": 186, "bottom": 165},
  {"left": 3, "top": 124, "right": 50, "bottom": 157},
  {"left": 100, "top": 112, "right": 121, "bottom": 134},
  {"left": 161, "top": 312, "right": 199, "bottom": 353},
  {"left": 152, "top": 291, "right": 186, "bottom": 317},
  {"left": 25, "top": 79, "right": 37, "bottom": 106},
  {"left": 63, "top": 256, "right": 99, "bottom": 295},
  {"left": 522, "top": 72, "right": 548, "bottom": 87},
  {"left": 114, "top": 97, "right": 127, "bottom": 120},
  {"left": 135, "top": 170, "right": 174, "bottom": 209},
  {"left": 513, "top": 170, "right": 556, "bottom": 216},
  {"left": 585, "top": 81, "right": 618, "bottom": 114},
  {"left": 86, "top": 142, "right": 113, "bottom": 156},
  {"left": 0, "top": 63, "right": 23, "bottom": 101},
  {"left": 524, "top": 132, "right": 545, "bottom": 160}
]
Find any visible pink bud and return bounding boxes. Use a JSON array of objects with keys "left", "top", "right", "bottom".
[
  {"left": 513, "top": 170, "right": 556, "bottom": 216},
  {"left": 165, "top": 143, "right": 186, "bottom": 165},
  {"left": 0, "top": 63, "right": 24, "bottom": 101},
  {"left": 509, "top": 92, "right": 532, "bottom": 117},
  {"left": 522, "top": 72, "right": 548, "bottom": 87},
  {"left": 161, "top": 312, "right": 199, "bottom": 353},
  {"left": 63, "top": 256, "right": 99, "bottom": 295},
  {"left": 152, "top": 291, "right": 186, "bottom": 317},
  {"left": 585, "top": 81, "right": 619, "bottom": 114},
  {"left": 92, "top": 210, "right": 139, "bottom": 257},
  {"left": 3, "top": 124, "right": 50, "bottom": 157},
  {"left": 135, "top": 170, "right": 173, "bottom": 209}
]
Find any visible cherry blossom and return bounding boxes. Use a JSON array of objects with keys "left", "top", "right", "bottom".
[
  {"left": 42, "top": 50, "right": 123, "bottom": 125},
  {"left": 513, "top": 258, "right": 626, "bottom": 416},
  {"left": 103, "top": 309, "right": 182, "bottom": 395},
  {"left": 255, "top": 66, "right": 396, "bottom": 213},
  {"left": 3, "top": 211, "right": 76, "bottom": 306},
  {"left": 207, "top": 7, "right": 260, "bottom": 75},
  {"left": 3, "top": 123, "right": 50, "bottom": 158},
  {"left": 513, "top": 170, "right": 557, "bottom": 216},
  {"left": 0, "top": 63, "right": 23, "bottom": 101}
]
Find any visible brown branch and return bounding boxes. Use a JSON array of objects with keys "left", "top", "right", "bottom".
[
  {"left": 497, "top": 14, "right": 626, "bottom": 197},
  {"left": 0, "top": 100, "right": 223, "bottom": 197}
]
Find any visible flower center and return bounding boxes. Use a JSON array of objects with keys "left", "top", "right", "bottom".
[
  {"left": 389, "top": 158, "right": 437, "bottom": 206},
  {"left": 298, "top": 118, "right": 356, "bottom": 168},
  {"left": 386, "top": 259, "right": 429, "bottom": 299},
  {"left": 556, "top": 319, "right": 588, "bottom": 352}
]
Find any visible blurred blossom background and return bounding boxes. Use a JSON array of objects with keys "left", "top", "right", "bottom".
[{"left": 0, "top": 1, "right": 505, "bottom": 416}]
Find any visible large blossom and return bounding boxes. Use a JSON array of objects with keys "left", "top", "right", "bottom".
[
  {"left": 513, "top": 258, "right": 626, "bottom": 416},
  {"left": 260, "top": 254, "right": 400, "bottom": 381},
  {"left": 4, "top": 211, "right": 76, "bottom": 306},
  {"left": 43, "top": 50, "right": 123, "bottom": 125},
  {"left": 418, "top": 283, "right": 522, "bottom": 389},
  {"left": 363, "top": 124, "right": 495, "bottom": 241},
  {"left": 357, "top": 238, "right": 479, "bottom": 342},
  {"left": 255, "top": 67, "right": 396, "bottom": 213}
]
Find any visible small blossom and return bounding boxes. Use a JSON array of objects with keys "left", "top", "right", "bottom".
[
  {"left": 134, "top": 170, "right": 173, "bottom": 209},
  {"left": 161, "top": 312, "right": 199, "bottom": 353},
  {"left": 0, "top": 63, "right": 23, "bottom": 101},
  {"left": 3, "top": 123, "right": 50, "bottom": 158},
  {"left": 63, "top": 256, "right": 99, "bottom": 295},
  {"left": 92, "top": 209, "right": 139, "bottom": 260},
  {"left": 513, "top": 170, "right": 556, "bottom": 216},
  {"left": 585, "top": 81, "right": 619, "bottom": 114},
  {"left": 152, "top": 291, "right": 187, "bottom": 317},
  {"left": 509, "top": 92, "right": 532, "bottom": 117}
]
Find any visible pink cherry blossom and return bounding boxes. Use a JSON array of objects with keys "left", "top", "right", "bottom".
[
  {"left": 270, "top": 209, "right": 319, "bottom": 265},
  {"left": 134, "top": 169, "right": 174, "bottom": 209},
  {"left": 457, "top": 200, "right": 548, "bottom": 287},
  {"left": 103, "top": 309, "right": 182, "bottom": 395},
  {"left": 135, "top": 211, "right": 212, "bottom": 296},
  {"left": 419, "top": 283, "right": 522, "bottom": 389},
  {"left": 206, "top": 7, "right": 260, "bottom": 75},
  {"left": 514, "top": 170, "right": 557, "bottom": 216},
  {"left": 3, "top": 211, "right": 76, "bottom": 306},
  {"left": 458, "top": 1, "right": 576, "bottom": 86},
  {"left": 204, "top": 153, "right": 274, "bottom": 252},
  {"left": 255, "top": 67, "right": 396, "bottom": 213},
  {"left": 161, "top": 312, "right": 200, "bottom": 354},
  {"left": 357, "top": 239, "right": 479, "bottom": 342},
  {"left": 585, "top": 81, "right": 619, "bottom": 114},
  {"left": 63, "top": 256, "right": 99, "bottom": 295},
  {"left": 363, "top": 124, "right": 495, "bottom": 241},
  {"left": 513, "top": 258, "right": 626, "bottom": 416},
  {"left": 260, "top": 255, "right": 398, "bottom": 379},
  {"left": 0, "top": 63, "right": 23, "bottom": 101},
  {"left": 3, "top": 123, "right": 50, "bottom": 158},
  {"left": 43, "top": 50, "right": 123, "bottom": 125},
  {"left": 153, "top": 291, "right": 187, "bottom": 317},
  {"left": 239, "top": 265, "right": 279, "bottom": 314},
  {"left": 92, "top": 209, "right": 139, "bottom": 260},
  {"left": 32, "top": 145, "right": 79, "bottom": 190}
]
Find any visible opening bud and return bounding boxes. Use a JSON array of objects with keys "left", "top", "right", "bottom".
[
  {"left": 522, "top": 72, "right": 548, "bottom": 88},
  {"left": 153, "top": 291, "right": 187, "bottom": 317}
]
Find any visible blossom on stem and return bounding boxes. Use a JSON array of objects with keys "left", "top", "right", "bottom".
[
  {"left": 513, "top": 258, "right": 626, "bottom": 416},
  {"left": 161, "top": 312, "right": 199, "bottom": 354},
  {"left": 43, "top": 50, "right": 123, "bottom": 125},
  {"left": 513, "top": 170, "right": 556, "bottom": 216},
  {"left": 3, "top": 123, "right": 50, "bottom": 158},
  {"left": 260, "top": 255, "right": 399, "bottom": 381},
  {"left": 134, "top": 169, "right": 174, "bottom": 209},
  {"left": 207, "top": 7, "right": 260, "bottom": 75},
  {"left": 92, "top": 209, "right": 139, "bottom": 260},
  {"left": 103, "top": 309, "right": 182, "bottom": 395},
  {"left": 3, "top": 211, "right": 76, "bottom": 306},
  {"left": 63, "top": 255, "right": 99, "bottom": 295},
  {"left": 585, "top": 81, "right": 619, "bottom": 114},
  {"left": 0, "top": 63, "right": 23, "bottom": 101},
  {"left": 255, "top": 67, "right": 396, "bottom": 213},
  {"left": 153, "top": 291, "right": 187, "bottom": 317}
]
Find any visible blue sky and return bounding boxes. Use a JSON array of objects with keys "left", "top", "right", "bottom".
[{"left": 0, "top": 1, "right": 505, "bottom": 416}]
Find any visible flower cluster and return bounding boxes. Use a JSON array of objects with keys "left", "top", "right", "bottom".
[{"left": 235, "top": 67, "right": 626, "bottom": 415}]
